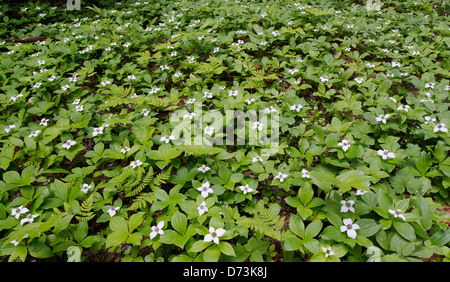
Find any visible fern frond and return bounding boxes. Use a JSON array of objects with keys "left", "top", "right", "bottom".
[
  {"left": 74, "top": 66, "right": 96, "bottom": 77},
  {"left": 125, "top": 166, "right": 144, "bottom": 189},
  {"left": 194, "top": 56, "right": 227, "bottom": 77},
  {"left": 127, "top": 167, "right": 172, "bottom": 211},
  {"left": 236, "top": 201, "right": 284, "bottom": 240},
  {"left": 125, "top": 167, "right": 153, "bottom": 197},
  {"left": 75, "top": 194, "right": 95, "bottom": 222},
  {"left": 152, "top": 167, "right": 172, "bottom": 189},
  {"left": 128, "top": 192, "right": 157, "bottom": 211},
  {"left": 136, "top": 50, "right": 151, "bottom": 65}
]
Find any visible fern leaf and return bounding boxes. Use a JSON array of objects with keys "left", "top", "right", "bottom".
[
  {"left": 125, "top": 167, "right": 153, "bottom": 197},
  {"left": 75, "top": 194, "right": 95, "bottom": 222},
  {"left": 136, "top": 50, "right": 151, "bottom": 65},
  {"left": 236, "top": 201, "right": 284, "bottom": 240}
]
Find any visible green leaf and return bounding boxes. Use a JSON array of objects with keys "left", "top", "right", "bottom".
[
  {"left": 110, "top": 216, "right": 128, "bottom": 233},
  {"left": 321, "top": 226, "right": 346, "bottom": 242},
  {"left": 377, "top": 190, "right": 393, "bottom": 211},
  {"left": 324, "top": 53, "right": 334, "bottom": 65},
  {"left": 305, "top": 221, "right": 322, "bottom": 240},
  {"left": 299, "top": 182, "right": 313, "bottom": 206},
  {"left": 218, "top": 241, "right": 236, "bottom": 257},
  {"left": 289, "top": 214, "right": 305, "bottom": 238},
  {"left": 106, "top": 230, "right": 128, "bottom": 248},
  {"left": 393, "top": 221, "right": 416, "bottom": 242},
  {"left": 430, "top": 230, "right": 450, "bottom": 247},
  {"left": 128, "top": 212, "right": 144, "bottom": 233},
  {"left": 189, "top": 240, "right": 212, "bottom": 253},
  {"left": 417, "top": 196, "right": 432, "bottom": 230},
  {"left": 283, "top": 236, "right": 303, "bottom": 251},
  {"left": 127, "top": 232, "right": 143, "bottom": 245},
  {"left": 415, "top": 151, "right": 431, "bottom": 176},
  {"left": 434, "top": 141, "right": 447, "bottom": 163},
  {"left": 3, "top": 171, "right": 21, "bottom": 184},
  {"left": 203, "top": 245, "right": 221, "bottom": 262},
  {"left": 171, "top": 211, "right": 187, "bottom": 235},
  {"left": 51, "top": 179, "right": 68, "bottom": 202},
  {"left": 355, "top": 219, "right": 380, "bottom": 238}
]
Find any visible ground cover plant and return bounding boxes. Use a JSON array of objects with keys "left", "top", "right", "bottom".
[{"left": 0, "top": 0, "right": 449, "bottom": 262}]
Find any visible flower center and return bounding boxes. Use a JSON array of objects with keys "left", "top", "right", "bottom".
[
  {"left": 346, "top": 224, "right": 353, "bottom": 229},
  {"left": 211, "top": 232, "right": 217, "bottom": 237},
  {"left": 346, "top": 202, "right": 352, "bottom": 207}
]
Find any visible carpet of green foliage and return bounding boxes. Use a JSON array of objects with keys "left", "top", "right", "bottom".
[{"left": 0, "top": 0, "right": 449, "bottom": 262}]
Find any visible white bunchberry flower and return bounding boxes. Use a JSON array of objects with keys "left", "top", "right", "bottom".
[
  {"left": 28, "top": 130, "right": 41, "bottom": 138},
  {"left": 288, "top": 68, "right": 299, "bottom": 75},
  {"left": 274, "top": 172, "right": 288, "bottom": 182},
  {"left": 197, "top": 201, "right": 208, "bottom": 216},
  {"left": 101, "top": 80, "right": 111, "bottom": 86},
  {"left": 160, "top": 135, "right": 175, "bottom": 143},
  {"left": 320, "top": 75, "right": 329, "bottom": 82},
  {"left": 397, "top": 104, "right": 410, "bottom": 112},
  {"left": 120, "top": 147, "right": 130, "bottom": 154},
  {"left": 92, "top": 126, "right": 104, "bottom": 137},
  {"left": 252, "top": 155, "right": 263, "bottom": 163},
  {"left": 20, "top": 213, "right": 40, "bottom": 225},
  {"left": 198, "top": 164, "right": 210, "bottom": 173},
  {"left": 228, "top": 90, "right": 238, "bottom": 96},
  {"left": 388, "top": 209, "right": 406, "bottom": 221},
  {"left": 338, "top": 139, "right": 353, "bottom": 152},
  {"left": 107, "top": 206, "right": 119, "bottom": 217},
  {"left": 354, "top": 77, "right": 364, "bottom": 84},
  {"left": 75, "top": 105, "right": 84, "bottom": 112},
  {"left": 239, "top": 184, "right": 254, "bottom": 195},
  {"left": 253, "top": 121, "right": 264, "bottom": 132},
  {"left": 265, "top": 106, "right": 277, "bottom": 113},
  {"left": 340, "top": 218, "right": 360, "bottom": 239},
  {"left": 40, "top": 118, "right": 49, "bottom": 126},
  {"left": 4, "top": 124, "right": 16, "bottom": 133},
  {"left": 340, "top": 200, "right": 355, "bottom": 213},
  {"left": 130, "top": 160, "right": 143, "bottom": 169},
  {"left": 141, "top": 108, "right": 150, "bottom": 116},
  {"left": 433, "top": 123, "right": 448, "bottom": 133},
  {"left": 150, "top": 221, "right": 165, "bottom": 239},
  {"left": 183, "top": 112, "right": 197, "bottom": 120},
  {"left": 197, "top": 182, "right": 213, "bottom": 198},
  {"left": 11, "top": 205, "right": 29, "bottom": 219},
  {"left": 301, "top": 169, "right": 310, "bottom": 178},
  {"left": 355, "top": 189, "right": 367, "bottom": 195},
  {"left": 377, "top": 149, "right": 395, "bottom": 160},
  {"left": 204, "top": 227, "right": 226, "bottom": 244},
  {"left": 425, "top": 82, "right": 435, "bottom": 89},
  {"left": 322, "top": 246, "right": 335, "bottom": 257},
  {"left": 204, "top": 126, "right": 214, "bottom": 136},
  {"left": 81, "top": 183, "right": 92, "bottom": 194},
  {"left": 290, "top": 104, "right": 303, "bottom": 112},
  {"left": 392, "top": 61, "right": 401, "bottom": 67},
  {"left": 424, "top": 116, "right": 436, "bottom": 125},
  {"left": 375, "top": 114, "right": 390, "bottom": 124},
  {"left": 62, "top": 140, "right": 76, "bottom": 149}
]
